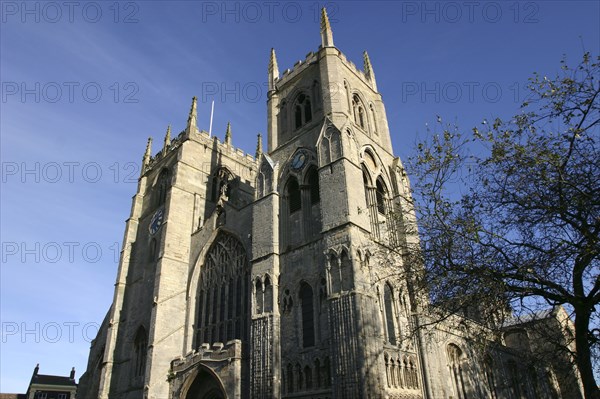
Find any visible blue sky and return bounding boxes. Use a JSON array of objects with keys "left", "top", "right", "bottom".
[{"left": 1, "top": 0, "right": 599, "bottom": 392}]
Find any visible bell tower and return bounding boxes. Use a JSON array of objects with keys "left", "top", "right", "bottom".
[{"left": 262, "top": 8, "right": 420, "bottom": 398}]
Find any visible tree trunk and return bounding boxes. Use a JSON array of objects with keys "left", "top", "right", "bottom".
[{"left": 574, "top": 306, "right": 600, "bottom": 399}]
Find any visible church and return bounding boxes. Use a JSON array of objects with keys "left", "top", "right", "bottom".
[{"left": 77, "top": 9, "right": 583, "bottom": 399}]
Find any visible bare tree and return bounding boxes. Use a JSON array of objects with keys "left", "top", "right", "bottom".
[{"left": 402, "top": 53, "right": 599, "bottom": 398}]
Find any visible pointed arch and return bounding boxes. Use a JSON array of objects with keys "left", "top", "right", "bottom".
[
  {"left": 264, "top": 274, "right": 273, "bottom": 313},
  {"left": 340, "top": 249, "right": 353, "bottom": 292},
  {"left": 286, "top": 176, "right": 301, "bottom": 213},
  {"left": 281, "top": 287, "right": 293, "bottom": 313},
  {"left": 183, "top": 365, "right": 227, "bottom": 399},
  {"left": 304, "top": 365, "right": 313, "bottom": 389},
  {"left": 508, "top": 360, "right": 523, "bottom": 398},
  {"left": 296, "top": 363, "right": 303, "bottom": 391},
  {"left": 314, "top": 358, "right": 322, "bottom": 388},
  {"left": 299, "top": 282, "right": 315, "bottom": 347},
  {"left": 306, "top": 167, "right": 320, "bottom": 204},
  {"left": 483, "top": 355, "right": 498, "bottom": 399},
  {"left": 383, "top": 282, "right": 397, "bottom": 345},
  {"left": 155, "top": 168, "right": 170, "bottom": 207},
  {"left": 351, "top": 93, "right": 368, "bottom": 132},
  {"left": 285, "top": 176, "right": 302, "bottom": 213},
  {"left": 287, "top": 363, "right": 294, "bottom": 393},
  {"left": 363, "top": 165, "right": 381, "bottom": 240},
  {"left": 255, "top": 278, "right": 264, "bottom": 314},
  {"left": 293, "top": 93, "right": 312, "bottom": 129},
  {"left": 194, "top": 231, "right": 249, "bottom": 348},
  {"left": 148, "top": 238, "right": 157, "bottom": 262},
  {"left": 362, "top": 164, "right": 373, "bottom": 207},
  {"left": 376, "top": 177, "right": 388, "bottom": 214},
  {"left": 328, "top": 252, "right": 340, "bottom": 294},
  {"left": 447, "top": 344, "right": 467, "bottom": 399},
  {"left": 133, "top": 326, "right": 147, "bottom": 377},
  {"left": 323, "top": 356, "right": 332, "bottom": 387}
]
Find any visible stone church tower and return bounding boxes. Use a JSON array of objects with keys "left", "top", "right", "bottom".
[{"left": 77, "top": 8, "right": 582, "bottom": 399}]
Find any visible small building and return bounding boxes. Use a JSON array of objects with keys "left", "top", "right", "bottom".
[{"left": 25, "top": 365, "right": 77, "bottom": 399}]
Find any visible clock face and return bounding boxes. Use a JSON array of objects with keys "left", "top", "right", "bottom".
[
  {"left": 291, "top": 152, "right": 307, "bottom": 171},
  {"left": 149, "top": 208, "right": 164, "bottom": 235}
]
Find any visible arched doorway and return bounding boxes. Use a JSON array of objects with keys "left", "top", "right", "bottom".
[{"left": 185, "top": 368, "right": 227, "bottom": 399}]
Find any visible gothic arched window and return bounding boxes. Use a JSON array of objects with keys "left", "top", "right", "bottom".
[
  {"left": 133, "top": 326, "right": 147, "bottom": 377},
  {"left": 300, "top": 282, "right": 315, "bottom": 347},
  {"left": 323, "top": 357, "right": 331, "bottom": 387},
  {"left": 363, "top": 167, "right": 372, "bottom": 207},
  {"left": 352, "top": 94, "right": 367, "bottom": 130},
  {"left": 314, "top": 358, "right": 321, "bottom": 388},
  {"left": 294, "top": 93, "right": 312, "bottom": 129},
  {"left": 287, "top": 177, "right": 301, "bottom": 213},
  {"left": 304, "top": 365, "right": 312, "bottom": 389},
  {"left": 448, "top": 344, "right": 467, "bottom": 399},
  {"left": 484, "top": 355, "right": 497, "bottom": 399},
  {"left": 195, "top": 232, "right": 249, "bottom": 347},
  {"left": 155, "top": 168, "right": 170, "bottom": 207},
  {"left": 508, "top": 360, "right": 522, "bottom": 398},
  {"left": 296, "top": 363, "right": 303, "bottom": 391},
  {"left": 307, "top": 168, "right": 320, "bottom": 204},
  {"left": 340, "top": 250, "right": 353, "bottom": 292},
  {"left": 287, "top": 363, "right": 294, "bottom": 393},
  {"left": 376, "top": 178, "right": 388, "bottom": 214},
  {"left": 148, "top": 238, "right": 157, "bottom": 262},
  {"left": 264, "top": 275, "right": 273, "bottom": 313},
  {"left": 384, "top": 283, "right": 397, "bottom": 345},
  {"left": 255, "top": 279, "right": 263, "bottom": 314}
]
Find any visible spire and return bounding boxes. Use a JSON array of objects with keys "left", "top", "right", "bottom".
[
  {"left": 142, "top": 137, "right": 152, "bottom": 171},
  {"left": 33, "top": 364, "right": 39, "bottom": 376},
  {"left": 255, "top": 133, "right": 263, "bottom": 159},
  {"left": 70, "top": 367, "right": 75, "bottom": 380},
  {"left": 268, "top": 48, "right": 279, "bottom": 91},
  {"left": 320, "top": 7, "right": 334, "bottom": 48},
  {"left": 224, "top": 122, "right": 232, "bottom": 145},
  {"left": 363, "top": 51, "right": 378, "bottom": 91},
  {"left": 186, "top": 96, "right": 198, "bottom": 135},
  {"left": 163, "top": 125, "right": 171, "bottom": 152}
]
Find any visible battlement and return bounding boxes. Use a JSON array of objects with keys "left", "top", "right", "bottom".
[
  {"left": 143, "top": 123, "right": 258, "bottom": 177},
  {"left": 338, "top": 51, "right": 367, "bottom": 80},
  {"left": 274, "top": 45, "right": 372, "bottom": 91},
  {"left": 275, "top": 49, "right": 319, "bottom": 87},
  {"left": 190, "top": 129, "right": 257, "bottom": 165},
  {"left": 170, "top": 340, "right": 242, "bottom": 373}
]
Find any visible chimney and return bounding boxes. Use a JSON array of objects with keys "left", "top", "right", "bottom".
[{"left": 70, "top": 367, "right": 75, "bottom": 380}]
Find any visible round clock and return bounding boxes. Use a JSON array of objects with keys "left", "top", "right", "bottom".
[
  {"left": 149, "top": 208, "right": 164, "bottom": 235},
  {"left": 291, "top": 151, "right": 307, "bottom": 171}
]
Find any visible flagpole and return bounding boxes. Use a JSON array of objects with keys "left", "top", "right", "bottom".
[{"left": 208, "top": 100, "right": 215, "bottom": 137}]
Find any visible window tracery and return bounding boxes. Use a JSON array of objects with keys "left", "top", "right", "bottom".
[
  {"left": 133, "top": 326, "right": 147, "bottom": 378},
  {"left": 195, "top": 232, "right": 249, "bottom": 347},
  {"left": 299, "top": 282, "right": 315, "bottom": 347},
  {"left": 352, "top": 94, "right": 367, "bottom": 130},
  {"left": 155, "top": 168, "right": 170, "bottom": 207},
  {"left": 294, "top": 93, "right": 312, "bottom": 129}
]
